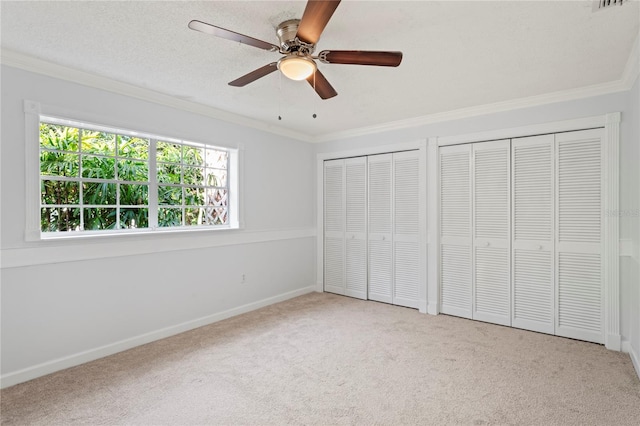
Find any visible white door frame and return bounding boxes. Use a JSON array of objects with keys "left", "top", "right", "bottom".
[{"left": 427, "top": 113, "right": 621, "bottom": 351}]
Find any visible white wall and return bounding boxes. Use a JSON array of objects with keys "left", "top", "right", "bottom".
[
  {"left": 315, "top": 85, "right": 640, "bottom": 364},
  {"left": 628, "top": 76, "right": 640, "bottom": 373},
  {"left": 619, "top": 78, "right": 640, "bottom": 365},
  {"left": 0, "top": 65, "right": 316, "bottom": 386}
]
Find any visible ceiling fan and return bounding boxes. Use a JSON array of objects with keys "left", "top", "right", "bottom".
[{"left": 188, "top": 0, "right": 402, "bottom": 100}]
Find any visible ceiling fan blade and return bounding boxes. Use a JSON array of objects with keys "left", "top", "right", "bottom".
[
  {"left": 229, "top": 63, "right": 278, "bottom": 87},
  {"left": 318, "top": 50, "right": 403, "bottom": 67},
  {"left": 296, "top": 0, "right": 341, "bottom": 45},
  {"left": 307, "top": 69, "right": 337, "bottom": 99},
  {"left": 188, "top": 20, "right": 279, "bottom": 52}
]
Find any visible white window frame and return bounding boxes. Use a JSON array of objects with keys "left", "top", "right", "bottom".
[{"left": 25, "top": 100, "right": 243, "bottom": 241}]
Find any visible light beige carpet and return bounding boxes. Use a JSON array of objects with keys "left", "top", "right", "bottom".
[{"left": 1, "top": 292, "right": 639, "bottom": 425}]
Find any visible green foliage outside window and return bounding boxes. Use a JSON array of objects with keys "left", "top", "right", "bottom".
[{"left": 39, "top": 122, "right": 229, "bottom": 233}]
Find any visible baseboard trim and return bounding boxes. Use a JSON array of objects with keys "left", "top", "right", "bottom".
[
  {"left": 622, "top": 341, "right": 640, "bottom": 380},
  {"left": 0, "top": 285, "right": 315, "bottom": 389}
]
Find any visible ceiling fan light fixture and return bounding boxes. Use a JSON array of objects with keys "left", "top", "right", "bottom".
[{"left": 278, "top": 55, "right": 317, "bottom": 81}]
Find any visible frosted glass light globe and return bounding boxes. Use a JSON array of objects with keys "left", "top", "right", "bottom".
[{"left": 278, "top": 56, "right": 317, "bottom": 81}]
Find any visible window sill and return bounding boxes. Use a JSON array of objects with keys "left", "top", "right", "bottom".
[{"left": 35, "top": 223, "right": 243, "bottom": 242}]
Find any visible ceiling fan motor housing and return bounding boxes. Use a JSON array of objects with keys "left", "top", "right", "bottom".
[{"left": 276, "top": 19, "right": 314, "bottom": 54}]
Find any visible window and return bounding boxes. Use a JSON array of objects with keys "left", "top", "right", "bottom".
[
  {"left": 37, "top": 116, "right": 238, "bottom": 237},
  {"left": 155, "top": 139, "right": 229, "bottom": 228}
]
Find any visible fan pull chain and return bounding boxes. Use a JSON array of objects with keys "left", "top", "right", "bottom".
[
  {"left": 312, "top": 71, "right": 317, "bottom": 119},
  {"left": 278, "top": 71, "right": 282, "bottom": 121}
]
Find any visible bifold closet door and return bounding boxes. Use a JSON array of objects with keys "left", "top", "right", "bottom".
[
  {"left": 326, "top": 152, "right": 420, "bottom": 306},
  {"left": 555, "top": 129, "right": 604, "bottom": 343},
  {"left": 472, "top": 140, "right": 511, "bottom": 326},
  {"left": 368, "top": 154, "right": 393, "bottom": 304},
  {"left": 437, "top": 129, "right": 605, "bottom": 342},
  {"left": 511, "top": 135, "right": 555, "bottom": 334},
  {"left": 393, "top": 151, "right": 420, "bottom": 308},
  {"left": 324, "top": 159, "right": 345, "bottom": 295},
  {"left": 344, "top": 157, "right": 368, "bottom": 300},
  {"left": 439, "top": 144, "right": 472, "bottom": 318}
]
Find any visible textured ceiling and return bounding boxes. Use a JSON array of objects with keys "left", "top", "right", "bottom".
[{"left": 1, "top": 1, "right": 638, "bottom": 138}]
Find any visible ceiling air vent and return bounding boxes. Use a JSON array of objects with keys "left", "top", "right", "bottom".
[{"left": 593, "top": 0, "right": 625, "bottom": 12}]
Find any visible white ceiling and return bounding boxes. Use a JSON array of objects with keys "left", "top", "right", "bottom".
[{"left": 1, "top": 1, "right": 638, "bottom": 139}]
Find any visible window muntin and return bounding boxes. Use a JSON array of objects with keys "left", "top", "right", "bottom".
[
  {"left": 39, "top": 119, "right": 231, "bottom": 235},
  {"left": 156, "top": 140, "right": 229, "bottom": 227}
]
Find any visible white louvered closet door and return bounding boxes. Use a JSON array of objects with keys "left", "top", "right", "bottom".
[
  {"left": 368, "top": 154, "right": 393, "bottom": 304},
  {"left": 440, "top": 144, "right": 472, "bottom": 319},
  {"left": 511, "top": 135, "right": 555, "bottom": 334},
  {"left": 345, "top": 157, "right": 368, "bottom": 300},
  {"left": 324, "top": 160, "right": 345, "bottom": 295},
  {"left": 555, "top": 129, "right": 604, "bottom": 343},
  {"left": 472, "top": 140, "right": 511, "bottom": 326},
  {"left": 393, "top": 151, "right": 420, "bottom": 308}
]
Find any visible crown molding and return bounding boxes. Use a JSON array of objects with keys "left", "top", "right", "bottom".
[
  {"left": 3, "top": 39, "right": 638, "bottom": 146},
  {"left": 313, "top": 33, "right": 640, "bottom": 144},
  {"left": 621, "top": 32, "right": 640, "bottom": 90},
  {"left": 0, "top": 48, "right": 312, "bottom": 143},
  {"left": 313, "top": 80, "right": 634, "bottom": 144}
]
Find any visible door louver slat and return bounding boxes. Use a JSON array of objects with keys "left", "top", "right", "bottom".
[
  {"left": 394, "top": 157, "right": 419, "bottom": 235},
  {"left": 369, "top": 239, "right": 393, "bottom": 301},
  {"left": 440, "top": 152, "right": 470, "bottom": 238},
  {"left": 324, "top": 162, "right": 343, "bottom": 233},
  {"left": 394, "top": 241, "right": 419, "bottom": 301},
  {"left": 558, "top": 253, "right": 602, "bottom": 331},
  {"left": 472, "top": 140, "right": 511, "bottom": 326},
  {"left": 346, "top": 239, "right": 367, "bottom": 296},
  {"left": 475, "top": 246, "right": 510, "bottom": 319},
  {"left": 558, "top": 139, "right": 601, "bottom": 244},
  {"left": 513, "top": 144, "right": 553, "bottom": 242},
  {"left": 344, "top": 157, "right": 368, "bottom": 299},
  {"left": 324, "top": 237, "right": 344, "bottom": 293},
  {"left": 513, "top": 249, "right": 553, "bottom": 326},
  {"left": 324, "top": 160, "right": 345, "bottom": 295},
  {"left": 441, "top": 245, "right": 472, "bottom": 317},
  {"left": 440, "top": 145, "right": 472, "bottom": 318},
  {"left": 555, "top": 129, "right": 603, "bottom": 343},
  {"left": 368, "top": 158, "right": 392, "bottom": 235},
  {"left": 474, "top": 147, "right": 509, "bottom": 240},
  {"left": 368, "top": 154, "right": 393, "bottom": 304},
  {"left": 346, "top": 161, "right": 367, "bottom": 234},
  {"left": 393, "top": 151, "right": 420, "bottom": 308},
  {"left": 512, "top": 135, "right": 555, "bottom": 334}
]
